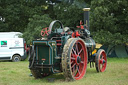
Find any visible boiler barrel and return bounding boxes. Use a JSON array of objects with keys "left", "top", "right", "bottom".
[{"left": 85, "top": 37, "right": 96, "bottom": 51}]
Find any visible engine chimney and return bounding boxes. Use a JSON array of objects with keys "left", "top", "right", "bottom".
[{"left": 83, "top": 8, "right": 90, "bottom": 30}]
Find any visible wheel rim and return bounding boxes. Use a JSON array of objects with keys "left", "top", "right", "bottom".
[
  {"left": 98, "top": 51, "right": 107, "bottom": 72},
  {"left": 14, "top": 56, "right": 20, "bottom": 62},
  {"left": 70, "top": 40, "right": 87, "bottom": 80}
]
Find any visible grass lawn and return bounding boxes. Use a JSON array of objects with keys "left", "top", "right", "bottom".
[{"left": 0, "top": 58, "right": 128, "bottom": 85}]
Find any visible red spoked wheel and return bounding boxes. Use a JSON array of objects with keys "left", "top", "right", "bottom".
[
  {"left": 62, "top": 38, "right": 88, "bottom": 80},
  {"left": 41, "top": 27, "right": 50, "bottom": 37},
  {"left": 95, "top": 49, "right": 107, "bottom": 72}
]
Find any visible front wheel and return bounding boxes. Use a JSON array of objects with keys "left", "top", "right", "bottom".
[
  {"left": 29, "top": 46, "right": 50, "bottom": 79},
  {"left": 62, "top": 38, "right": 88, "bottom": 81},
  {"left": 12, "top": 55, "right": 21, "bottom": 62},
  {"left": 30, "top": 69, "right": 49, "bottom": 79},
  {"left": 95, "top": 49, "right": 107, "bottom": 72}
]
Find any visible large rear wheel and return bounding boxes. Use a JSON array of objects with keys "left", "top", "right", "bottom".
[{"left": 62, "top": 38, "right": 88, "bottom": 81}]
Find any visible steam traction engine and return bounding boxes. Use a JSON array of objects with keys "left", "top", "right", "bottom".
[{"left": 29, "top": 8, "right": 107, "bottom": 81}]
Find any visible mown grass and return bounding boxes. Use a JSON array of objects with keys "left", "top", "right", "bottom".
[{"left": 0, "top": 58, "right": 128, "bottom": 85}]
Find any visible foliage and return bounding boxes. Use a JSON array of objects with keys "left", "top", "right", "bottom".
[
  {"left": 23, "top": 14, "right": 53, "bottom": 44},
  {"left": 0, "top": 0, "right": 44, "bottom": 32},
  {"left": 53, "top": 4, "right": 82, "bottom": 27},
  {"left": 22, "top": 0, "right": 89, "bottom": 44},
  {"left": 92, "top": 30, "right": 128, "bottom": 45},
  {"left": 53, "top": 0, "right": 89, "bottom": 27},
  {"left": 90, "top": 0, "right": 128, "bottom": 45},
  {"left": 1, "top": 0, "right": 127, "bottom": 45}
]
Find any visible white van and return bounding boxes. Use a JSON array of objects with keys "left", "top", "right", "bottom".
[{"left": 0, "top": 32, "right": 27, "bottom": 62}]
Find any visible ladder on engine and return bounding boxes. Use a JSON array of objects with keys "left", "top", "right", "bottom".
[
  {"left": 56, "top": 39, "right": 62, "bottom": 46},
  {"left": 51, "top": 37, "right": 62, "bottom": 46},
  {"left": 52, "top": 37, "right": 62, "bottom": 56}
]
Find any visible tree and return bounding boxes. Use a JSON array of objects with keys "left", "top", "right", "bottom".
[
  {"left": 90, "top": 0, "right": 128, "bottom": 45},
  {"left": 22, "top": 0, "right": 90, "bottom": 44},
  {"left": 23, "top": 14, "right": 53, "bottom": 44},
  {"left": 53, "top": 0, "right": 89, "bottom": 27},
  {"left": 0, "top": 0, "right": 45, "bottom": 32}
]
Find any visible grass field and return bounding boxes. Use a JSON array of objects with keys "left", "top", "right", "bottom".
[{"left": 0, "top": 58, "right": 128, "bottom": 85}]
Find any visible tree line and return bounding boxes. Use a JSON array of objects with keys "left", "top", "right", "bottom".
[{"left": 0, "top": 0, "right": 127, "bottom": 45}]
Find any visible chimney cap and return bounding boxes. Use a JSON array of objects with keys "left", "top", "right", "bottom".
[{"left": 83, "top": 8, "right": 90, "bottom": 11}]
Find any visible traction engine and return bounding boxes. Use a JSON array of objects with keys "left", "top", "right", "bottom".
[{"left": 29, "top": 8, "right": 107, "bottom": 81}]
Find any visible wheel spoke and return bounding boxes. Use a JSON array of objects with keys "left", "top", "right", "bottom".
[
  {"left": 102, "top": 59, "right": 106, "bottom": 67},
  {"left": 78, "top": 48, "right": 83, "bottom": 56},
  {"left": 80, "top": 61, "right": 84, "bottom": 64},
  {"left": 101, "top": 55, "right": 104, "bottom": 60},
  {"left": 75, "top": 43, "right": 79, "bottom": 54},
  {"left": 73, "top": 66, "right": 77, "bottom": 76},
  {"left": 71, "top": 63, "right": 76, "bottom": 68},
  {"left": 71, "top": 57, "right": 75, "bottom": 60},
  {"left": 77, "top": 66, "right": 81, "bottom": 75},
  {"left": 71, "top": 61, "right": 74, "bottom": 65},
  {"left": 71, "top": 53, "right": 75, "bottom": 58},
  {"left": 46, "top": 33, "right": 49, "bottom": 35},
  {"left": 74, "top": 66, "right": 81, "bottom": 78},
  {"left": 99, "top": 59, "right": 103, "bottom": 64},
  {"left": 72, "top": 48, "right": 77, "bottom": 55},
  {"left": 42, "top": 33, "right": 45, "bottom": 36}
]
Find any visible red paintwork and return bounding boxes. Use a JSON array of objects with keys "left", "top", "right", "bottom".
[
  {"left": 41, "top": 27, "right": 50, "bottom": 37},
  {"left": 80, "top": 20, "right": 83, "bottom": 25},
  {"left": 77, "top": 20, "right": 84, "bottom": 29},
  {"left": 57, "top": 43, "right": 62, "bottom": 46},
  {"left": 72, "top": 32, "right": 75, "bottom": 38},
  {"left": 24, "top": 43, "right": 30, "bottom": 52},
  {"left": 70, "top": 40, "right": 87, "bottom": 80},
  {"left": 72, "top": 21, "right": 85, "bottom": 38},
  {"left": 42, "top": 59, "right": 46, "bottom": 61},
  {"left": 98, "top": 51, "right": 107, "bottom": 72},
  {"left": 68, "top": 32, "right": 71, "bottom": 34},
  {"left": 75, "top": 31, "right": 80, "bottom": 37},
  {"left": 56, "top": 40, "right": 61, "bottom": 42},
  {"left": 56, "top": 39, "right": 62, "bottom": 46},
  {"left": 72, "top": 31, "right": 80, "bottom": 38}
]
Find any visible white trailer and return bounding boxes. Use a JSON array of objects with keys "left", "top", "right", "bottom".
[{"left": 0, "top": 32, "right": 27, "bottom": 62}]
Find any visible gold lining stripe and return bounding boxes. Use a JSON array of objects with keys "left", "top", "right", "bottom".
[
  {"left": 48, "top": 42, "right": 53, "bottom": 72},
  {"left": 34, "top": 42, "right": 47, "bottom": 44},
  {"left": 83, "top": 8, "right": 90, "bottom": 11}
]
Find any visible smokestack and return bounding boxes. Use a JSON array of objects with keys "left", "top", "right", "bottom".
[{"left": 83, "top": 8, "right": 90, "bottom": 30}]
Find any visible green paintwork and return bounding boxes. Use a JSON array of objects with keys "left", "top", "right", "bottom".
[
  {"left": 48, "top": 41, "right": 61, "bottom": 73},
  {"left": 1, "top": 41, "right": 7, "bottom": 45},
  {"left": 33, "top": 40, "right": 52, "bottom": 73},
  {"left": 37, "top": 45, "right": 50, "bottom": 64},
  {"left": 33, "top": 40, "right": 61, "bottom": 73}
]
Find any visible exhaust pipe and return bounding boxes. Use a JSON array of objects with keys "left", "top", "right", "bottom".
[{"left": 83, "top": 8, "right": 90, "bottom": 30}]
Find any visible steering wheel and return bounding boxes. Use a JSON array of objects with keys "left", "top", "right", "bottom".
[
  {"left": 41, "top": 27, "right": 50, "bottom": 37},
  {"left": 48, "top": 20, "right": 64, "bottom": 34}
]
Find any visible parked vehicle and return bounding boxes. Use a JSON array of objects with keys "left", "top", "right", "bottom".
[{"left": 0, "top": 32, "right": 27, "bottom": 62}]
